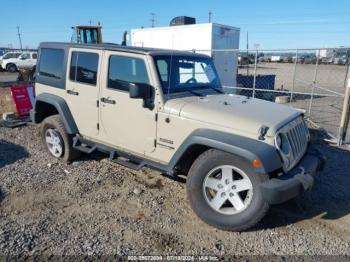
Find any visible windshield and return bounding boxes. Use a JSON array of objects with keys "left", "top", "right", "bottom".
[{"left": 153, "top": 55, "right": 221, "bottom": 96}]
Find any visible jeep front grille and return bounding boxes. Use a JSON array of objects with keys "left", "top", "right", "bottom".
[{"left": 278, "top": 117, "right": 309, "bottom": 171}]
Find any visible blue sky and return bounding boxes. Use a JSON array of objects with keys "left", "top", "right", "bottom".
[{"left": 1, "top": 0, "right": 349, "bottom": 49}]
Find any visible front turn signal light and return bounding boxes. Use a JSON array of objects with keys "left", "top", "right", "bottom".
[{"left": 252, "top": 159, "right": 261, "bottom": 169}]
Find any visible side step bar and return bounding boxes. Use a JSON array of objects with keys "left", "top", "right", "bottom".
[
  {"left": 110, "top": 157, "right": 144, "bottom": 170},
  {"left": 109, "top": 151, "right": 145, "bottom": 170},
  {"left": 73, "top": 136, "right": 145, "bottom": 171},
  {"left": 73, "top": 136, "right": 97, "bottom": 154}
]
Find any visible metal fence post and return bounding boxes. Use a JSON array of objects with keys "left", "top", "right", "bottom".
[
  {"left": 338, "top": 79, "right": 350, "bottom": 145},
  {"left": 290, "top": 49, "right": 298, "bottom": 104},
  {"left": 252, "top": 50, "right": 258, "bottom": 98},
  {"left": 308, "top": 52, "right": 320, "bottom": 117}
]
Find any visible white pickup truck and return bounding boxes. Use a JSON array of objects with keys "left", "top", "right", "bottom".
[{"left": 1, "top": 51, "right": 37, "bottom": 72}]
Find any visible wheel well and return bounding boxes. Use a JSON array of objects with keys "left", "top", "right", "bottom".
[
  {"left": 6, "top": 63, "right": 16, "bottom": 69},
  {"left": 34, "top": 101, "right": 59, "bottom": 123},
  {"left": 174, "top": 144, "right": 210, "bottom": 176}
]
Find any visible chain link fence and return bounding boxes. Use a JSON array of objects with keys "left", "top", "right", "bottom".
[{"left": 198, "top": 47, "right": 350, "bottom": 144}]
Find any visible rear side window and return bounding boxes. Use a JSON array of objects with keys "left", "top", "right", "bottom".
[
  {"left": 39, "top": 48, "right": 64, "bottom": 79},
  {"left": 108, "top": 55, "right": 149, "bottom": 91},
  {"left": 69, "top": 51, "right": 99, "bottom": 85},
  {"left": 32, "top": 53, "right": 37, "bottom": 59},
  {"left": 3, "top": 53, "right": 21, "bottom": 59}
]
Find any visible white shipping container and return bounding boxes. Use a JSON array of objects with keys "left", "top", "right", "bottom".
[{"left": 131, "top": 23, "right": 240, "bottom": 87}]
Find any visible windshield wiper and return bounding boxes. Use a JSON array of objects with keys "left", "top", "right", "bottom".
[{"left": 187, "top": 89, "right": 205, "bottom": 97}]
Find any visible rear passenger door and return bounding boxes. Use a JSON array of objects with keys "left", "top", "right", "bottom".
[{"left": 65, "top": 48, "right": 102, "bottom": 138}]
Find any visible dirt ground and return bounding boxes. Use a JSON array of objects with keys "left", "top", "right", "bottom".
[{"left": 0, "top": 123, "right": 350, "bottom": 260}]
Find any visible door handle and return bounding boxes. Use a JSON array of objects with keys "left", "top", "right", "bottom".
[
  {"left": 101, "top": 97, "right": 116, "bottom": 104},
  {"left": 67, "top": 90, "right": 79, "bottom": 96}
]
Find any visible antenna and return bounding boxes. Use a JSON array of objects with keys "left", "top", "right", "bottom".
[
  {"left": 150, "top": 13, "right": 156, "bottom": 27},
  {"left": 16, "top": 26, "right": 23, "bottom": 50},
  {"left": 208, "top": 11, "right": 212, "bottom": 23}
]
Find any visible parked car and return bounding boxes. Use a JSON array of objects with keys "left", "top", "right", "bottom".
[
  {"left": 0, "top": 51, "right": 23, "bottom": 71},
  {"left": 302, "top": 55, "right": 317, "bottom": 64},
  {"left": 292, "top": 56, "right": 305, "bottom": 64},
  {"left": 238, "top": 55, "right": 254, "bottom": 66},
  {"left": 282, "top": 56, "right": 293, "bottom": 63},
  {"left": 333, "top": 50, "right": 350, "bottom": 65},
  {"left": 258, "top": 56, "right": 271, "bottom": 63},
  {"left": 31, "top": 42, "right": 325, "bottom": 231},
  {"left": 0, "top": 50, "right": 4, "bottom": 71},
  {"left": 1, "top": 51, "right": 37, "bottom": 72}
]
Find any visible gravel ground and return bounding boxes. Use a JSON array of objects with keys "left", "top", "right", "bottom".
[{"left": 0, "top": 123, "right": 350, "bottom": 260}]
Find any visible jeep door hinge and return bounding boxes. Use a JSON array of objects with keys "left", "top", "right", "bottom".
[
  {"left": 97, "top": 123, "right": 100, "bottom": 130},
  {"left": 155, "top": 113, "right": 158, "bottom": 122},
  {"left": 154, "top": 139, "right": 157, "bottom": 147},
  {"left": 96, "top": 100, "right": 99, "bottom": 107}
]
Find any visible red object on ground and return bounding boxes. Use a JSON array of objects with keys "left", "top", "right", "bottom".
[{"left": 10, "top": 84, "right": 35, "bottom": 117}]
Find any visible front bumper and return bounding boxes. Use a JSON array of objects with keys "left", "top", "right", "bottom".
[{"left": 260, "top": 147, "right": 326, "bottom": 204}]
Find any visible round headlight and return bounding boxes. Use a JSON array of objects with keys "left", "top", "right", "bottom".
[{"left": 275, "top": 133, "right": 290, "bottom": 155}]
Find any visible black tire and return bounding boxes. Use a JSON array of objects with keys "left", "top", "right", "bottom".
[
  {"left": 186, "top": 149, "right": 269, "bottom": 231},
  {"left": 40, "top": 115, "right": 80, "bottom": 162},
  {"left": 6, "top": 63, "right": 17, "bottom": 73}
]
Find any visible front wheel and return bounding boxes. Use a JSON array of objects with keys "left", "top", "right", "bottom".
[{"left": 186, "top": 149, "right": 269, "bottom": 231}]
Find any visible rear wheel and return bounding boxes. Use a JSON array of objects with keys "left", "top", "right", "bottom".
[
  {"left": 186, "top": 149, "right": 269, "bottom": 231},
  {"left": 6, "top": 63, "right": 17, "bottom": 73},
  {"left": 41, "top": 115, "right": 80, "bottom": 162}
]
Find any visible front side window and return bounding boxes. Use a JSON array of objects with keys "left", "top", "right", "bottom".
[
  {"left": 108, "top": 55, "right": 149, "bottom": 91},
  {"left": 32, "top": 53, "right": 37, "bottom": 59},
  {"left": 153, "top": 55, "right": 221, "bottom": 95},
  {"left": 39, "top": 48, "right": 64, "bottom": 79},
  {"left": 20, "top": 53, "right": 30, "bottom": 60},
  {"left": 69, "top": 51, "right": 99, "bottom": 85}
]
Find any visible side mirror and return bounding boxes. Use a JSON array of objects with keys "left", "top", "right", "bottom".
[
  {"left": 129, "top": 83, "right": 152, "bottom": 100},
  {"left": 129, "top": 83, "right": 154, "bottom": 109}
]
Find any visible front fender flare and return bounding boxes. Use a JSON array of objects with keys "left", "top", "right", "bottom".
[{"left": 167, "top": 129, "right": 282, "bottom": 174}]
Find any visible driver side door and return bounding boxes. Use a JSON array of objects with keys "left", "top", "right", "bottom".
[{"left": 99, "top": 51, "right": 157, "bottom": 155}]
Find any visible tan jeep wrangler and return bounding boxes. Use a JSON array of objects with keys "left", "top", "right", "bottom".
[{"left": 31, "top": 42, "right": 326, "bottom": 231}]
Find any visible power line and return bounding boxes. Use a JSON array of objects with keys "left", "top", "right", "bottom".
[{"left": 16, "top": 26, "right": 23, "bottom": 50}]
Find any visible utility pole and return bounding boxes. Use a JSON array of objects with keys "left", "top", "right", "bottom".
[
  {"left": 150, "top": 13, "right": 155, "bottom": 27},
  {"left": 208, "top": 11, "right": 212, "bottom": 23},
  {"left": 16, "top": 26, "right": 23, "bottom": 50},
  {"left": 246, "top": 31, "right": 249, "bottom": 75}
]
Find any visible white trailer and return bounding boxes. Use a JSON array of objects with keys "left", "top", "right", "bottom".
[
  {"left": 316, "top": 49, "right": 335, "bottom": 64},
  {"left": 130, "top": 23, "right": 240, "bottom": 87},
  {"left": 270, "top": 56, "right": 282, "bottom": 62}
]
